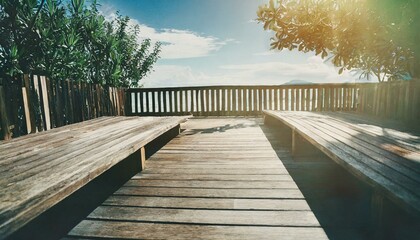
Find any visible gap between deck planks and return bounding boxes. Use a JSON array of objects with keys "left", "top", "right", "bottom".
[{"left": 66, "top": 118, "right": 328, "bottom": 239}]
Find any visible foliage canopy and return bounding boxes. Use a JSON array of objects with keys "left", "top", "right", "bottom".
[
  {"left": 0, "top": 0, "right": 161, "bottom": 87},
  {"left": 257, "top": 0, "right": 420, "bottom": 81}
]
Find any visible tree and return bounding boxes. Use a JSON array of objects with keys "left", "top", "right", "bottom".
[
  {"left": 257, "top": 0, "right": 419, "bottom": 81},
  {"left": 0, "top": 0, "right": 161, "bottom": 87}
]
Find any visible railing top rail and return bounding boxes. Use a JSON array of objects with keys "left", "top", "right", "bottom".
[{"left": 127, "top": 82, "right": 378, "bottom": 92}]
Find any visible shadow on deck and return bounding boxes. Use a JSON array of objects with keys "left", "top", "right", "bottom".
[{"left": 261, "top": 123, "right": 419, "bottom": 240}]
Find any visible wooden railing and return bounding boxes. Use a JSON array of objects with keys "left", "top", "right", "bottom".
[
  {"left": 357, "top": 80, "right": 419, "bottom": 126},
  {"left": 0, "top": 74, "right": 125, "bottom": 140},
  {"left": 126, "top": 83, "right": 360, "bottom": 116},
  {"left": 126, "top": 81, "right": 419, "bottom": 128}
]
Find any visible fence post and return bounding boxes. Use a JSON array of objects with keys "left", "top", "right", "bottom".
[{"left": 0, "top": 79, "right": 12, "bottom": 140}]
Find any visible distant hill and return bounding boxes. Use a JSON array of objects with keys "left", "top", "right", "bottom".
[{"left": 282, "top": 79, "right": 313, "bottom": 85}]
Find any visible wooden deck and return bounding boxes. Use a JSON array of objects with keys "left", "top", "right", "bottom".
[{"left": 66, "top": 118, "right": 328, "bottom": 239}]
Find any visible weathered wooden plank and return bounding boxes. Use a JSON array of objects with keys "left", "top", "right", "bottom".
[
  {"left": 297, "top": 116, "right": 420, "bottom": 184},
  {"left": 141, "top": 168, "right": 288, "bottom": 175},
  {"left": 309, "top": 115, "right": 420, "bottom": 170},
  {"left": 0, "top": 118, "right": 143, "bottom": 167},
  {"left": 115, "top": 186, "right": 304, "bottom": 199},
  {"left": 104, "top": 196, "right": 309, "bottom": 210},
  {"left": 88, "top": 206, "right": 319, "bottom": 226},
  {"left": 134, "top": 174, "right": 293, "bottom": 181},
  {"left": 68, "top": 220, "right": 327, "bottom": 240},
  {"left": 0, "top": 118, "right": 177, "bottom": 181},
  {"left": 124, "top": 179, "right": 297, "bottom": 189}
]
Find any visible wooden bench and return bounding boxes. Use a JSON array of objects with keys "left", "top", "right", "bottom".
[
  {"left": 0, "top": 116, "right": 188, "bottom": 239},
  {"left": 263, "top": 110, "right": 420, "bottom": 219}
]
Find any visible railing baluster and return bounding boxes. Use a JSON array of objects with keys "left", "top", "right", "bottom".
[
  {"left": 238, "top": 88, "right": 243, "bottom": 113},
  {"left": 144, "top": 91, "right": 148, "bottom": 113},
  {"left": 133, "top": 91, "right": 138, "bottom": 114},
  {"left": 227, "top": 88, "right": 231, "bottom": 115},
  {"left": 214, "top": 89, "right": 219, "bottom": 115},
  {"left": 257, "top": 88, "right": 262, "bottom": 113},
  {"left": 162, "top": 90, "right": 166, "bottom": 114},
  {"left": 242, "top": 88, "right": 247, "bottom": 114},
  {"left": 200, "top": 89, "right": 204, "bottom": 115},
  {"left": 251, "top": 88, "right": 256, "bottom": 114},
  {"left": 232, "top": 88, "right": 236, "bottom": 114},
  {"left": 169, "top": 90, "right": 173, "bottom": 113},
  {"left": 291, "top": 88, "right": 295, "bottom": 111},
  {"left": 138, "top": 91, "right": 143, "bottom": 114},
  {"left": 204, "top": 89, "right": 210, "bottom": 115},
  {"left": 191, "top": 90, "right": 194, "bottom": 113},
  {"left": 193, "top": 90, "right": 197, "bottom": 113},
  {"left": 318, "top": 87, "right": 324, "bottom": 111}
]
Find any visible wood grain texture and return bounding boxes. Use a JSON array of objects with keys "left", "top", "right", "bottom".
[
  {"left": 69, "top": 220, "right": 327, "bottom": 240},
  {"left": 66, "top": 117, "right": 326, "bottom": 239},
  {"left": 0, "top": 116, "right": 188, "bottom": 238},
  {"left": 263, "top": 110, "right": 420, "bottom": 217}
]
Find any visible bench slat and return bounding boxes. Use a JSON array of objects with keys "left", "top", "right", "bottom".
[{"left": 294, "top": 115, "right": 420, "bottom": 182}]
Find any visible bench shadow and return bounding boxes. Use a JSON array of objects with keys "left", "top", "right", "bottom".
[
  {"left": 260, "top": 123, "right": 373, "bottom": 240},
  {"left": 182, "top": 123, "right": 259, "bottom": 135},
  {"left": 261, "top": 122, "right": 420, "bottom": 240}
]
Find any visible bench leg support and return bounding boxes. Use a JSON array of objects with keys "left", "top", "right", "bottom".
[
  {"left": 140, "top": 146, "right": 146, "bottom": 171},
  {"left": 371, "top": 189, "right": 384, "bottom": 239}
]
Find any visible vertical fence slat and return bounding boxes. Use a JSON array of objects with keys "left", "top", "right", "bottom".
[
  {"left": 194, "top": 90, "right": 199, "bottom": 114},
  {"left": 238, "top": 88, "right": 243, "bottom": 113}
]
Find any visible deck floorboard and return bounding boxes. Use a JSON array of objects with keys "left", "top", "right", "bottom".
[{"left": 66, "top": 118, "right": 328, "bottom": 239}]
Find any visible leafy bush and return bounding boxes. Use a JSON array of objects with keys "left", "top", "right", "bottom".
[{"left": 0, "top": 0, "right": 161, "bottom": 87}]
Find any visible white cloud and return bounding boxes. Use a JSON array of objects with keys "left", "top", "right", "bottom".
[
  {"left": 254, "top": 51, "right": 275, "bottom": 56},
  {"left": 141, "top": 65, "right": 213, "bottom": 87},
  {"left": 142, "top": 56, "right": 360, "bottom": 87},
  {"left": 99, "top": 4, "right": 229, "bottom": 59},
  {"left": 219, "top": 55, "right": 356, "bottom": 83},
  {"left": 136, "top": 27, "right": 229, "bottom": 59}
]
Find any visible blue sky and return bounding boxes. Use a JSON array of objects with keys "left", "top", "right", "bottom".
[{"left": 99, "top": 0, "right": 358, "bottom": 87}]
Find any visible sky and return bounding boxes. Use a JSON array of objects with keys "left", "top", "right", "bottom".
[{"left": 99, "top": 0, "right": 360, "bottom": 88}]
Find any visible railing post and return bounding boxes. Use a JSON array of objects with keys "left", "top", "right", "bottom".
[{"left": 0, "top": 80, "right": 12, "bottom": 140}]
